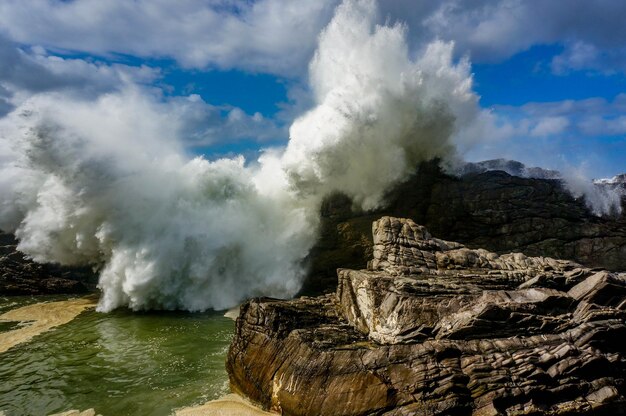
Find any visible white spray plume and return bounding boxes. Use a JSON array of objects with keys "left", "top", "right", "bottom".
[
  {"left": 0, "top": 0, "right": 484, "bottom": 311},
  {"left": 0, "top": 91, "right": 317, "bottom": 311},
  {"left": 562, "top": 169, "right": 624, "bottom": 216},
  {"left": 283, "top": 0, "right": 479, "bottom": 210}
]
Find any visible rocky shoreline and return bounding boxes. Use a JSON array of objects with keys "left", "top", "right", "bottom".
[
  {"left": 228, "top": 217, "right": 626, "bottom": 415},
  {"left": 0, "top": 231, "right": 97, "bottom": 295}
]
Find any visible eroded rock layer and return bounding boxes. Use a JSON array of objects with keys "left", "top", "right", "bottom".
[{"left": 228, "top": 217, "right": 626, "bottom": 415}]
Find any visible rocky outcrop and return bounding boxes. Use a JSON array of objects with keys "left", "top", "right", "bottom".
[
  {"left": 303, "top": 161, "right": 626, "bottom": 295},
  {"left": 228, "top": 217, "right": 626, "bottom": 415},
  {"left": 0, "top": 231, "right": 97, "bottom": 295}
]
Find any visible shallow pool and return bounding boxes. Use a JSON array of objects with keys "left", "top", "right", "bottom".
[{"left": 0, "top": 296, "right": 234, "bottom": 416}]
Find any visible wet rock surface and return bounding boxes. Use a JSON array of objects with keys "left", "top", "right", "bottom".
[
  {"left": 228, "top": 217, "right": 626, "bottom": 415},
  {"left": 0, "top": 231, "right": 97, "bottom": 295},
  {"left": 303, "top": 162, "right": 626, "bottom": 295}
]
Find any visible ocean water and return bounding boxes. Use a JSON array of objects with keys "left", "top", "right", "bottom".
[{"left": 0, "top": 296, "right": 234, "bottom": 416}]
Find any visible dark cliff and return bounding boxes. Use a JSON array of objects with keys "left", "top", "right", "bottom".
[
  {"left": 0, "top": 231, "right": 97, "bottom": 295},
  {"left": 304, "top": 161, "right": 626, "bottom": 294}
]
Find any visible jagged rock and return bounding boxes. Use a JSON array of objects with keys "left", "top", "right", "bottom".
[
  {"left": 228, "top": 217, "right": 626, "bottom": 415},
  {"left": 0, "top": 231, "right": 97, "bottom": 295},
  {"left": 568, "top": 271, "right": 626, "bottom": 307},
  {"left": 303, "top": 161, "right": 626, "bottom": 295}
]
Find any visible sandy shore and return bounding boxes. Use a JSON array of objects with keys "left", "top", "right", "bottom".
[
  {"left": 48, "top": 409, "right": 100, "bottom": 416},
  {"left": 223, "top": 306, "right": 240, "bottom": 320},
  {"left": 175, "top": 394, "right": 274, "bottom": 416},
  {"left": 0, "top": 297, "right": 96, "bottom": 354}
]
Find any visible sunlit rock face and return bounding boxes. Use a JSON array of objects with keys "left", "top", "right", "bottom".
[{"left": 228, "top": 217, "right": 626, "bottom": 416}]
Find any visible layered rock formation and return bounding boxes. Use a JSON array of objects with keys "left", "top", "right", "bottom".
[
  {"left": 0, "top": 231, "right": 97, "bottom": 295},
  {"left": 304, "top": 161, "right": 626, "bottom": 294},
  {"left": 228, "top": 217, "right": 626, "bottom": 415}
]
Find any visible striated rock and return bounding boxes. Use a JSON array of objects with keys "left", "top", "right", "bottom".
[
  {"left": 303, "top": 161, "right": 626, "bottom": 295},
  {"left": 228, "top": 217, "right": 626, "bottom": 415},
  {"left": 0, "top": 231, "right": 97, "bottom": 295}
]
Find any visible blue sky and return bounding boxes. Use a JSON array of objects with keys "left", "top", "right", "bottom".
[
  {"left": 474, "top": 45, "right": 626, "bottom": 106},
  {"left": 1, "top": 0, "right": 625, "bottom": 178}
]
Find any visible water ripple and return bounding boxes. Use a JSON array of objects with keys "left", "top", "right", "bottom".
[{"left": 0, "top": 302, "right": 233, "bottom": 416}]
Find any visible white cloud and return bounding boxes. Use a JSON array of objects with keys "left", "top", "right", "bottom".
[
  {"left": 551, "top": 41, "right": 626, "bottom": 75},
  {"left": 0, "top": 33, "right": 284, "bottom": 146},
  {"left": 0, "top": 0, "right": 338, "bottom": 77},
  {"left": 487, "top": 94, "right": 626, "bottom": 137},
  {"left": 393, "top": 0, "right": 626, "bottom": 73},
  {"left": 524, "top": 96, "right": 626, "bottom": 138},
  {"left": 0, "top": 34, "right": 160, "bottom": 114},
  {"left": 530, "top": 116, "right": 570, "bottom": 137},
  {"left": 1, "top": 0, "right": 624, "bottom": 155},
  {"left": 3, "top": 0, "right": 626, "bottom": 76},
  {"left": 167, "top": 95, "right": 286, "bottom": 146},
  {"left": 551, "top": 42, "right": 601, "bottom": 74},
  {"left": 0, "top": 37, "right": 159, "bottom": 90},
  {"left": 579, "top": 115, "right": 626, "bottom": 136}
]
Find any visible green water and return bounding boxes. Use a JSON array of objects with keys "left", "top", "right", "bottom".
[{"left": 0, "top": 296, "right": 234, "bottom": 416}]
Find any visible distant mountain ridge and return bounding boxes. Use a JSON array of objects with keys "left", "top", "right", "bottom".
[
  {"left": 457, "top": 158, "right": 562, "bottom": 180},
  {"left": 595, "top": 173, "right": 626, "bottom": 186}
]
